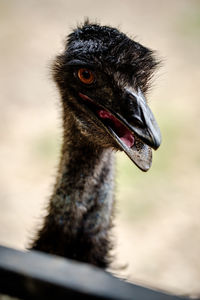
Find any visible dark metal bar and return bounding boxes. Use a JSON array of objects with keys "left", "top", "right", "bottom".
[{"left": 0, "top": 245, "right": 191, "bottom": 300}]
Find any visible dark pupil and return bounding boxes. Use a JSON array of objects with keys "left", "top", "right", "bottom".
[{"left": 82, "top": 70, "right": 91, "bottom": 79}]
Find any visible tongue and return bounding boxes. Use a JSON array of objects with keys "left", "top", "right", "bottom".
[
  {"left": 120, "top": 134, "right": 135, "bottom": 148},
  {"left": 98, "top": 110, "right": 134, "bottom": 148}
]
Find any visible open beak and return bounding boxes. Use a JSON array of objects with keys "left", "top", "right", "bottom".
[
  {"left": 79, "top": 88, "right": 161, "bottom": 172},
  {"left": 122, "top": 87, "right": 161, "bottom": 151},
  {"left": 105, "top": 87, "right": 161, "bottom": 171}
]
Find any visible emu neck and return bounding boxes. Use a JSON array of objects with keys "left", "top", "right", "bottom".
[{"left": 32, "top": 117, "right": 115, "bottom": 268}]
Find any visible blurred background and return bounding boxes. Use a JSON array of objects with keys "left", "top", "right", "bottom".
[{"left": 0, "top": 0, "right": 200, "bottom": 296}]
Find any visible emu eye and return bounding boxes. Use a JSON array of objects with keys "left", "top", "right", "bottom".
[{"left": 77, "top": 68, "right": 95, "bottom": 85}]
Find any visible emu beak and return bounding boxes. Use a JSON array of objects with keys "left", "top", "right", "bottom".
[
  {"left": 103, "top": 87, "right": 161, "bottom": 171},
  {"left": 123, "top": 87, "right": 161, "bottom": 150},
  {"left": 78, "top": 88, "right": 161, "bottom": 171}
]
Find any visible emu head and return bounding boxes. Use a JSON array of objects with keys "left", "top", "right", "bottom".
[{"left": 53, "top": 22, "right": 161, "bottom": 171}]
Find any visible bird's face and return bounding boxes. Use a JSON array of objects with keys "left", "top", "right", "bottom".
[{"left": 53, "top": 24, "right": 161, "bottom": 171}]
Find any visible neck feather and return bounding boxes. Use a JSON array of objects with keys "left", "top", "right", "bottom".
[{"left": 32, "top": 113, "right": 115, "bottom": 268}]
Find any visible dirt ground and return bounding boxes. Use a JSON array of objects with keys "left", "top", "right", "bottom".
[{"left": 0, "top": 0, "right": 200, "bottom": 297}]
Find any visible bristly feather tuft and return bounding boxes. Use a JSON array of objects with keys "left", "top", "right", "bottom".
[{"left": 55, "top": 21, "right": 160, "bottom": 93}]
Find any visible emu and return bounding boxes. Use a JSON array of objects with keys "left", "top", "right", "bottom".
[{"left": 31, "top": 22, "right": 161, "bottom": 269}]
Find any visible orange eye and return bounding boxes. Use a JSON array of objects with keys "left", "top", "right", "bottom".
[{"left": 77, "top": 68, "right": 95, "bottom": 85}]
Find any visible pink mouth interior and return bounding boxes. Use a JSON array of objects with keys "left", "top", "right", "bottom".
[
  {"left": 79, "top": 93, "right": 134, "bottom": 148},
  {"left": 98, "top": 110, "right": 134, "bottom": 148}
]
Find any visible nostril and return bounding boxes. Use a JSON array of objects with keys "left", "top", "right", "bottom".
[
  {"left": 123, "top": 93, "right": 145, "bottom": 126},
  {"left": 129, "top": 115, "right": 145, "bottom": 128},
  {"left": 127, "top": 107, "right": 145, "bottom": 128}
]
